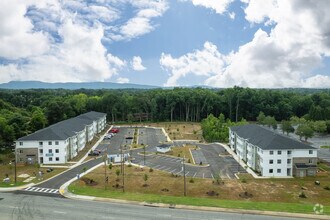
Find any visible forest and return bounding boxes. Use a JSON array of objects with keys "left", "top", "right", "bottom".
[{"left": 0, "top": 87, "right": 329, "bottom": 147}]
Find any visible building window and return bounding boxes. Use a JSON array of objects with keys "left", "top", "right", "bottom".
[
  {"left": 269, "top": 160, "right": 273, "bottom": 164},
  {"left": 56, "top": 157, "right": 59, "bottom": 161},
  {"left": 277, "top": 169, "right": 281, "bottom": 173},
  {"left": 49, "top": 157, "right": 53, "bottom": 161},
  {"left": 277, "top": 159, "right": 281, "bottom": 164},
  {"left": 48, "top": 141, "right": 52, "bottom": 145},
  {"left": 287, "top": 159, "right": 291, "bottom": 164},
  {"left": 55, "top": 141, "right": 59, "bottom": 145},
  {"left": 270, "top": 151, "right": 274, "bottom": 155},
  {"left": 39, "top": 149, "right": 43, "bottom": 154},
  {"left": 269, "top": 169, "right": 273, "bottom": 174},
  {"left": 19, "top": 142, "right": 23, "bottom": 146},
  {"left": 309, "top": 159, "right": 313, "bottom": 164},
  {"left": 55, "top": 149, "right": 59, "bottom": 153},
  {"left": 287, "top": 150, "right": 292, "bottom": 155},
  {"left": 277, "top": 150, "right": 282, "bottom": 155},
  {"left": 48, "top": 149, "right": 52, "bottom": 153},
  {"left": 19, "top": 149, "right": 23, "bottom": 153},
  {"left": 309, "top": 150, "right": 313, "bottom": 154},
  {"left": 39, "top": 142, "right": 43, "bottom": 146}
]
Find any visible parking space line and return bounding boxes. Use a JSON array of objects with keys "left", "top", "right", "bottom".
[
  {"left": 211, "top": 173, "right": 214, "bottom": 179},
  {"left": 203, "top": 173, "right": 205, "bottom": 179},
  {"left": 193, "top": 172, "right": 197, "bottom": 177},
  {"left": 159, "top": 166, "right": 167, "bottom": 170},
  {"left": 154, "top": 165, "right": 161, "bottom": 169},
  {"left": 170, "top": 169, "right": 177, "bottom": 173},
  {"left": 226, "top": 174, "right": 231, "bottom": 179},
  {"left": 185, "top": 171, "right": 189, "bottom": 176},
  {"left": 164, "top": 167, "right": 172, "bottom": 171},
  {"left": 176, "top": 170, "right": 183, "bottom": 175}
]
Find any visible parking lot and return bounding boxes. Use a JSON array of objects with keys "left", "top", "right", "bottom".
[{"left": 106, "top": 126, "right": 246, "bottom": 179}]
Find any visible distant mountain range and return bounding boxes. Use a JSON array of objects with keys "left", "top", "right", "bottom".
[{"left": 0, "top": 81, "right": 159, "bottom": 90}]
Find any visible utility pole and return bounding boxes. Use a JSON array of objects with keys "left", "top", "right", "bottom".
[
  {"left": 183, "top": 156, "right": 186, "bottom": 196},
  {"left": 143, "top": 145, "right": 146, "bottom": 166},
  {"left": 104, "top": 154, "right": 107, "bottom": 190},
  {"left": 121, "top": 144, "right": 125, "bottom": 193},
  {"left": 14, "top": 148, "right": 17, "bottom": 184}
]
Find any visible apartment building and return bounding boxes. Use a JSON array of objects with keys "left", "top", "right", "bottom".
[
  {"left": 229, "top": 124, "right": 317, "bottom": 177},
  {"left": 15, "top": 111, "right": 106, "bottom": 164}
]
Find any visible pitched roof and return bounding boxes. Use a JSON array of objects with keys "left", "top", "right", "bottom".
[
  {"left": 230, "top": 124, "right": 315, "bottom": 150},
  {"left": 17, "top": 111, "right": 106, "bottom": 141}
]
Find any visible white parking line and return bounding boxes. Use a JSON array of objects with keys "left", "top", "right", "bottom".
[
  {"left": 185, "top": 171, "right": 189, "bottom": 176},
  {"left": 164, "top": 167, "right": 172, "bottom": 171},
  {"left": 159, "top": 166, "right": 167, "bottom": 170},
  {"left": 154, "top": 165, "right": 161, "bottom": 169},
  {"left": 211, "top": 173, "right": 214, "bottom": 179},
  {"left": 176, "top": 170, "right": 183, "bottom": 175},
  {"left": 226, "top": 174, "right": 231, "bottom": 179},
  {"left": 193, "top": 172, "right": 197, "bottom": 177},
  {"left": 170, "top": 169, "right": 177, "bottom": 173},
  {"left": 203, "top": 173, "right": 205, "bottom": 179}
]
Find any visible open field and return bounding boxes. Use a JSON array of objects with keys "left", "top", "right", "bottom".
[
  {"left": 118, "top": 122, "right": 203, "bottom": 141},
  {"left": 69, "top": 165, "right": 330, "bottom": 214}
]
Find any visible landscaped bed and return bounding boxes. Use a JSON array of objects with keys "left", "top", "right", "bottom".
[{"left": 69, "top": 165, "right": 330, "bottom": 215}]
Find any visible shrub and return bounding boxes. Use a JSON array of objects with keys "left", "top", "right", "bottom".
[
  {"left": 324, "top": 186, "right": 330, "bottom": 190},
  {"left": 189, "top": 178, "right": 194, "bottom": 183},
  {"left": 187, "top": 159, "right": 191, "bottom": 163},
  {"left": 128, "top": 164, "right": 132, "bottom": 167},
  {"left": 299, "top": 191, "right": 307, "bottom": 198},
  {"left": 241, "top": 178, "right": 247, "bottom": 183},
  {"left": 149, "top": 168, "right": 153, "bottom": 172}
]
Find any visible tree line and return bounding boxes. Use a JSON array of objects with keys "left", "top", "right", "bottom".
[{"left": 0, "top": 87, "right": 329, "bottom": 147}]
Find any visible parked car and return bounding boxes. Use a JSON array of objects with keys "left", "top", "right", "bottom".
[{"left": 110, "top": 128, "right": 119, "bottom": 133}]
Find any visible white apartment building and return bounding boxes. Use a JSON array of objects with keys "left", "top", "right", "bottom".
[
  {"left": 229, "top": 124, "right": 317, "bottom": 177},
  {"left": 15, "top": 111, "right": 106, "bottom": 165}
]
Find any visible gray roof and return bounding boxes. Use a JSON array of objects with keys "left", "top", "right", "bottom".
[
  {"left": 230, "top": 124, "right": 315, "bottom": 150},
  {"left": 17, "top": 111, "right": 106, "bottom": 141},
  {"left": 157, "top": 144, "right": 171, "bottom": 149}
]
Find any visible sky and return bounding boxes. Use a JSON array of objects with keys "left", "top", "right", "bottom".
[{"left": 0, "top": 0, "right": 330, "bottom": 88}]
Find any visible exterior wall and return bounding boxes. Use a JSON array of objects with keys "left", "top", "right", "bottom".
[
  {"left": 16, "top": 113, "right": 107, "bottom": 164},
  {"left": 230, "top": 130, "right": 317, "bottom": 177}
]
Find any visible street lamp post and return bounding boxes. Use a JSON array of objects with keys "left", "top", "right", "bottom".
[
  {"left": 14, "top": 148, "right": 17, "bottom": 184},
  {"left": 183, "top": 156, "right": 186, "bottom": 196}
]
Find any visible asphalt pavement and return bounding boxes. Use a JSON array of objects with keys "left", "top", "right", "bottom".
[{"left": 0, "top": 192, "right": 312, "bottom": 220}]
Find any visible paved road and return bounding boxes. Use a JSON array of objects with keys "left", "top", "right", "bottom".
[{"left": 0, "top": 192, "right": 309, "bottom": 220}]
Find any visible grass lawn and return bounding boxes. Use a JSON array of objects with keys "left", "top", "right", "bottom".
[
  {"left": 69, "top": 165, "right": 330, "bottom": 215},
  {"left": 320, "top": 146, "right": 330, "bottom": 149},
  {"left": 0, "top": 164, "right": 66, "bottom": 186},
  {"left": 165, "top": 145, "right": 197, "bottom": 164},
  {"left": 0, "top": 181, "right": 26, "bottom": 187}
]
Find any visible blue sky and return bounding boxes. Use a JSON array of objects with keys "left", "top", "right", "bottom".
[{"left": 0, "top": 0, "right": 329, "bottom": 88}]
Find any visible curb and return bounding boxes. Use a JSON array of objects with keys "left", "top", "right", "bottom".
[{"left": 0, "top": 182, "right": 35, "bottom": 192}]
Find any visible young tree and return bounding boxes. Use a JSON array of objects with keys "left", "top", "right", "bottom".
[
  {"left": 296, "top": 124, "right": 314, "bottom": 141},
  {"left": 281, "top": 120, "right": 294, "bottom": 135},
  {"left": 312, "top": 121, "right": 327, "bottom": 133},
  {"left": 256, "top": 111, "right": 266, "bottom": 125},
  {"left": 264, "top": 116, "right": 277, "bottom": 129}
]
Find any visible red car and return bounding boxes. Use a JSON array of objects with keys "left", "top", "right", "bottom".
[{"left": 110, "top": 128, "right": 119, "bottom": 133}]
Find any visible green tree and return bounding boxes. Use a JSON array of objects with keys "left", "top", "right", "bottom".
[
  {"left": 256, "top": 111, "right": 266, "bottom": 125},
  {"left": 296, "top": 124, "right": 314, "bottom": 141},
  {"left": 312, "top": 121, "right": 327, "bottom": 133},
  {"left": 30, "top": 108, "right": 48, "bottom": 131},
  {"left": 281, "top": 120, "right": 294, "bottom": 135}
]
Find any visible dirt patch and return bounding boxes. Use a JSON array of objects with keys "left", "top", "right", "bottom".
[{"left": 206, "top": 190, "right": 219, "bottom": 196}]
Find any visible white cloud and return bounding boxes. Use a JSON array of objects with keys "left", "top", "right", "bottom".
[
  {"left": 131, "top": 56, "right": 146, "bottom": 71},
  {"left": 182, "top": 0, "right": 234, "bottom": 14},
  {"left": 116, "top": 77, "right": 130, "bottom": 83},
  {"left": 160, "top": 42, "right": 226, "bottom": 86},
  {"left": 0, "top": 0, "right": 50, "bottom": 59},
  {"left": 228, "top": 12, "right": 235, "bottom": 20},
  {"left": 115, "top": 0, "right": 169, "bottom": 40}
]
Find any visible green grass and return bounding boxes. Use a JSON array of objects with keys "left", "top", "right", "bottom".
[
  {"left": 0, "top": 181, "right": 26, "bottom": 187},
  {"left": 318, "top": 163, "right": 330, "bottom": 172},
  {"left": 320, "top": 146, "right": 330, "bottom": 149},
  {"left": 69, "top": 184, "right": 330, "bottom": 215}
]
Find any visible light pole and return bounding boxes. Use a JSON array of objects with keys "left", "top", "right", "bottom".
[
  {"left": 14, "top": 148, "right": 17, "bottom": 184},
  {"left": 121, "top": 144, "right": 125, "bottom": 193},
  {"left": 183, "top": 156, "right": 186, "bottom": 196},
  {"left": 143, "top": 145, "right": 146, "bottom": 166}
]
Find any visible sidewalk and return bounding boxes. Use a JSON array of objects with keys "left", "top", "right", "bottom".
[{"left": 0, "top": 183, "right": 34, "bottom": 192}]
